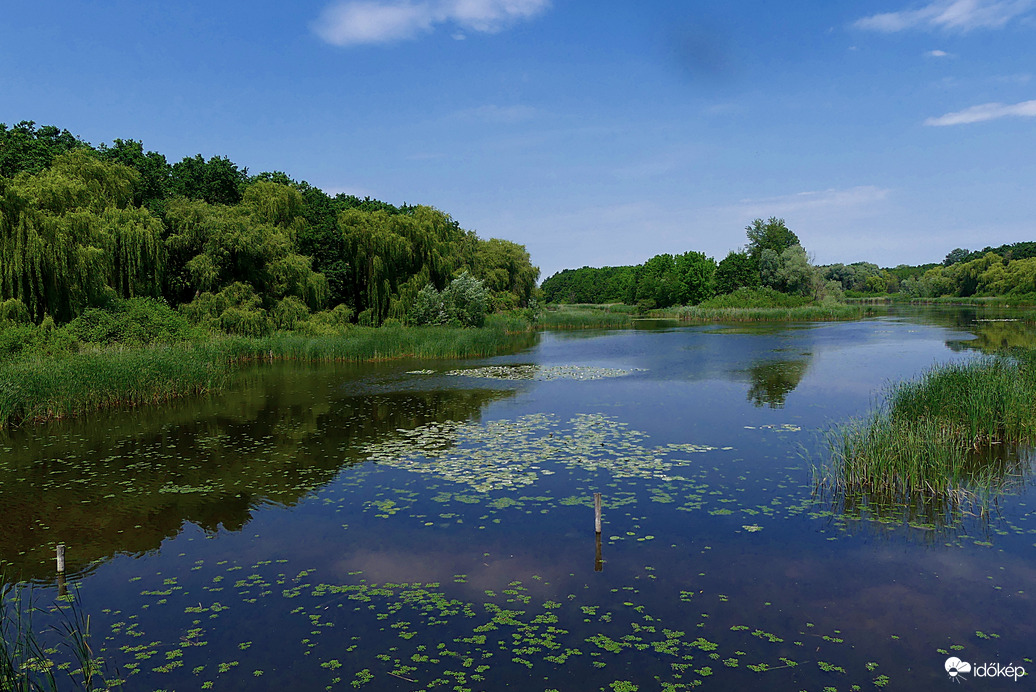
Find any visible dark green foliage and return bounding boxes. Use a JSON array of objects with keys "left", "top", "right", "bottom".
[
  {"left": 169, "top": 153, "right": 248, "bottom": 206},
  {"left": 162, "top": 186, "right": 327, "bottom": 309},
  {"left": 0, "top": 121, "right": 86, "bottom": 178},
  {"left": 97, "top": 138, "right": 170, "bottom": 212},
  {"left": 714, "top": 251, "right": 760, "bottom": 295},
  {"left": 696, "top": 287, "right": 812, "bottom": 309},
  {"left": 0, "top": 298, "right": 30, "bottom": 323},
  {"left": 0, "top": 120, "right": 538, "bottom": 327},
  {"left": 0, "top": 151, "right": 165, "bottom": 322},
  {"left": 540, "top": 266, "right": 635, "bottom": 304},
  {"left": 541, "top": 252, "right": 712, "bottom": 309},
  {"left": 180, "top": 282, "right": 272, "bottom": 337},
  {"left": 67, "top": 297, "right": 193, "bottom": 345},
  {"left": 470, "top": 237, "right": 539, "bottom": 310},
  {"left": 946, "top": 241, "right": 1036, "bottom": 266}
]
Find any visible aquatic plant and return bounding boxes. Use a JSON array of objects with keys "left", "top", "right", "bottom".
[
  {"left": 538, "top": 307, "right": 633, "bottom": 330},
  {"left": 442, "top": 364, "right": 642, "bottom": 381},
  {"left": 819, "top": 351, "right": 1036, "bottom": 513},
  {"left": 670, "top": 304, "right": 866, "bottom": 323},
  {"left": 0, "top": 323, "right": 536, "bottom": 427},
  {"left": 1, "top": 582, "right": 119, "bottom": 691}
]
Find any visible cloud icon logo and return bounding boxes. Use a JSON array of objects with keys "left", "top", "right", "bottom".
[{"left": 945, "top": 657, "right": 972, "bottom": 677}]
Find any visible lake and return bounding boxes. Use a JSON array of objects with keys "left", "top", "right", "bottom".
[{"left": 2, "top": 306, "right": 1034, "bottom": 690}]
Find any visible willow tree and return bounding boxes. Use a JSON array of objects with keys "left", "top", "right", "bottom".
[
  {"left": 0, "top": 151, "right": 163, "bottom": 322},
  {"left": 164, "top": 181, "right": 327, "bottom": 310}
]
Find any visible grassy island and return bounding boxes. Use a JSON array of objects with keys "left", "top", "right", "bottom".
[{"left": 819, "top": 350, "right": 1036, "bottom": 515}]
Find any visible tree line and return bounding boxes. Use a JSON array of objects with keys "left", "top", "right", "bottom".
[
  {"left": 542, "top": 218, "right": 842, "bottom": 307},
  {"left": 0, "top": 121, "right": 538, "bottom": 333},
  {"left": 543, "top": 216, "right": 1036, "bottom": 307}
]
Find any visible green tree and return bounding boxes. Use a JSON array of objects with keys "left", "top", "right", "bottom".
[
  {"left": 470, "top": 237, "right": 539, "bottom": 310},
  {"left": 714, "top": 251, "right": 760, "bottom": 295},
  {"left": 0, "top": 121, "right": 86, "bottom": 178},
  {"left": 0, "top": 151, "right": 164, "bottom": 321},
  {"left": 760, "top": 244, "right": 816, "bottom": 296},
  {"left": 674, "top": 251, "right": 717, "bottom": 304},
  {"left": 163, "top": 183, "right": 326, "bottom": 309},
  {"left": 170, "top": 154, "right": 248, "bottom": 206},
  {"left": 97, "top": 139, "right": 171, "bottom": 212},
  {"left": 745, "top": 217, "right": 799, "bottom": 264}
]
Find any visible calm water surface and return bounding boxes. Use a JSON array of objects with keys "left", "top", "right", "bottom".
[{"left": 2, "top": 307, "right": 1035, "bottom": 690}]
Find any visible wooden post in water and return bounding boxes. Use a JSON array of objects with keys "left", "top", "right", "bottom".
[
  {"left": 56, "top": 543, "right": 68, "bottom": 596},
  {"left": 593, "top": 493, "right": 603, "bottom": 572},
  {"left": 594, "top": 493, "right": 602, "bottom": 534}
]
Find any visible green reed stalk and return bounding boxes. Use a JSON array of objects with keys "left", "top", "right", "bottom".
[{"left": 821, "top": 351, "right": 1036, "bottom": 510}]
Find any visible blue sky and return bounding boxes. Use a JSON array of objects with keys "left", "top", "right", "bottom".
[{"left": 2, "top": 1, "right": 1035, "bottom": 278}]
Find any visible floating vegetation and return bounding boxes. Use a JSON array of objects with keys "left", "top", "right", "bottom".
[
  {"left": 360, "top": 413, "right": 717, "bottom": 492},
  {"left": 744, "top": 424, "right": 801, "bottom": 432},
  {"left": 444, "top": 365, "right": 643, "bottom": 381}
]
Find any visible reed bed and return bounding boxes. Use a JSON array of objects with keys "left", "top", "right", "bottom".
[
  {"left": 673, "top": 304, "right": 866, "bottom": 322},
  {"left": 0, "top": 324, "right": 536, "bottom": 427},
  {"left": 1, "top": 582, "right": 117, "bottom": 691},
  {"left": 0, "top": 347, "right": 229, "bottom": 427},
  {"left": 538, "top": 307, "right": 633, "bottom": 329},
  {"left": 820, "top": 351, "right": 1036, "bottom": 512}
]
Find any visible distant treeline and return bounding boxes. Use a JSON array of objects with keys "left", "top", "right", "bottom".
[
  {"left": 543, "top": 218, "right": 842, "bottom": 308},
  {"left": 0, "top": 121, "right": 538, "bottom": 331},
  {"left": 543, "top": 217, "right": 1036, "bottom": 306}
]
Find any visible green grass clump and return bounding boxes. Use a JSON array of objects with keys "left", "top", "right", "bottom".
[
  {"left": 0, "top": 322, "right": 535, "bottom": 427},
  {"left": 821, "top": 351, "right": 1036, "bottom": 512},
  {"left": 0, "top": 346, "right": 229, "bottom": 426},
  {"left": 2, "top": 582, "right": 117, "bottom": 691},
  {"left": 672, "top": 304, "right": 865, "bottom": 323},
  {"left": 538, "top": 306, "right": 633, "bottom": 329}
]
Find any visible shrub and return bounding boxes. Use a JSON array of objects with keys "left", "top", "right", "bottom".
[
  {"left": 409, "top": 272, "right": 489, "bottom": 327},
  {"left": 272, "top": 296, "right": 311, "bottom": 330},
  {"left": 0, "top": 299, "right": 30, "bottom": 324},
  {"left": 68, "top": 298, "right": 193, "bottom": 345},
  {"left": 181, "top": 282, "right": 271, "bottom": 336}
]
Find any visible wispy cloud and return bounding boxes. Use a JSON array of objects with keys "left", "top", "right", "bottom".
[
  {"left": 855, "top": 0, "right": 1035, "bottom": 32},
  {"left": 925, "top": 99, "right": 1036, "bottom": 125},
  {"left": 313, "top": 0, "right": 551, "bottom": 46},
  {"left": 926, "top": 49, "right": 951, "bottom": 56},
  {"left": 729, "top": 186, "right": 891, "bottom": 218},
  {"left": 454, "top": 104, "right": 541, "bottom": 123}
]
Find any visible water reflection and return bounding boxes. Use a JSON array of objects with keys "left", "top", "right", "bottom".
[
  {"left": 744, "top": 357, "right": 811, "bottom": 408},
  {"left": 0, "top": 361, "right": 515, "bottom": 584}
]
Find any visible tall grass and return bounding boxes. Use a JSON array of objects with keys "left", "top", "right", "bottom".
[
  {"left": 0, "top": 323, "right": 536, "bottom": 427},
  {"left": 0, "top": 347, "right": 229, "bottom": 427},
  {"left": 820, "top": 351, "right": 1036, "bottom": 514},
  {"left": 1, "top": 582, "right": 118, "bottom": 691},
  {"left": 538, "top": 306, "right": 633, "bottom": 329},
  {"left": 672, "top": 304, "right": 866, "bottom": 322}
]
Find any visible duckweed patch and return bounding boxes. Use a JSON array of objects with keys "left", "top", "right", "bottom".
[{"left": 443, "top": 365, "right": 643, "bottom": 381}]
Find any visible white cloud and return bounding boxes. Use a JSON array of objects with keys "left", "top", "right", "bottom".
[
  {"left": 924, "top": 99, "right": 1036, "bottom": 125},
  {"left": 855, "top": 0, "right": 1035, "bottom": 32},
  {"left": 313, "top": 0, "right": 551, "bottom": 46},
  {"left": 455, "top": 104, "right": 541, "bottom": 123},
  {"left": 926, "top": 49, "right": 951, "bottom": 56},
  {"left": 728, "top": 186, "right": 892, "bottom": 219}
]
